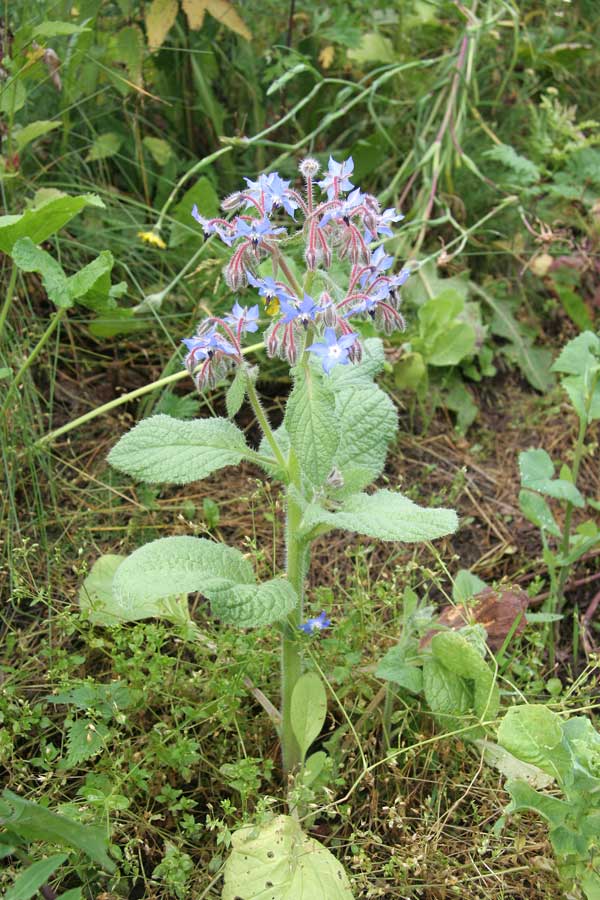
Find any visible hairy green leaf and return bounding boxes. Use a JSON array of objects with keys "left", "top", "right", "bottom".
[
  {"left": 112, "top": 536, "right": 296, "bottom": 627},
  {"left": 497, "top": 705, "right": 571, "bottom": 781},
  {"left": 519, "top": 489, "right": 562, "bottom": 537},
  {"left": 285, "top": 367, "right": 338, "bottom": 486},
  {"left": 11, "top": 238, "right": 71, "bottom": 308},
  {"left": 108, "top": 414, "right": 250, "bottom": 484},
  {"left": 300, "top": 490, "right": 458, "bottom": 542}
]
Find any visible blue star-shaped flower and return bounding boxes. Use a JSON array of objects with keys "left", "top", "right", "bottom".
[
  {"left": 299, "top": 611, "right": 331, "bottom": 634},
  {"left": 191, "top": 205, "right": 233, "bottom": 246},
  {"left": 307, "top": 327, "right": 358, "bottom": 374},
  {"left": 364, "top": 207, "right": 404, "bottom": 243},
  {"left": 319, "top": 187, "right": 364, "bottom": 228},
  {"left": 234, "top": 217, "right": 285, "bottom": 246},
  {"left": 246, "top": 271, "right": 295, "bottom": 305},
  {"left": 224, "top": 301, "right": 260, "bottom": 334},
  {"left": 279, "top": 293, "right": 318, "bottom": 325},
  {"left": 317, "top": 156, "right": 355, "bottom": 201},
  {"left": 244, "top": 172, "right": 298, "bottom": 218}
]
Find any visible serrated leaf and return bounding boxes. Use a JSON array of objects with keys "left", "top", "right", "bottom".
[
  {"left": 226, "top": 367, "right": 246, "bottom": 418},
  {"left": 108, "top": 414, "right": 250, "bottom": 484},
  {"left": 146, "top": 0, "right": 178, "bottom": 50},
  {"left": 285, "top": 368, "right": 338, "bottom": 487},
  {"left": 482, "top": 143, "right": 540, "bottom": 185},
  {"left": 13, "top": 120, "right": 61, "bottom": 153},
  {"left": 182, "top": 0, "right": 252, "bottom": 40},
  {"left": 112, "top": 536, "right": 296, "bottom": 627},
  {"left": 11, "top": 238, "right": 71, "bottom": 308},
  {"left": 497, "top": 705, "right": 571, "bottom": 781},
  {"left": 519, "top": 449, "right": 584, "bottom": 507},
  {"left": 291, "top": 673, "right": 327, "bottom": 760},
  {"left": 85, "top": 132, "right": 122, "bottom": 162},
  {"left": 519, "top": 489, "right": 562, "bottom": 537},
  {"left": 0, "top": 193, "right": 104, "bottom": 255},
  {"left": 65, "top": 719, "right": 110, "bottom": 768},
  {"left": 347, "top": 32, "right": 395, "bottom": 65},
  {"left": 222, "top": 815, "right": 353, "bottom": 900},
  {"left": 4, "top": 853, "right": 67, "bottom": 900},
  {"left": 300, "top": 490, "right": 458, "bottom": 543},
  {"left": 0, "top": 790, "right": 115, "bottom": 872},
  {"left": 111, "top": 25, "right": 144, "bottom": 87}
]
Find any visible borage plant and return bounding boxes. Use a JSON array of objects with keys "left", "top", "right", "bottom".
[{"left": 84, "top": 157, "right": 458, "bottom": 896}]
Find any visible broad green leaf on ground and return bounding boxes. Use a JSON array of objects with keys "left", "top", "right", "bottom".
[
  {"left": 422, "top": 657, "right": 472, "bottom": 733},
  {"left": 112, "top": 536, "right": 296, "bottom": 627},
  {"left": 375, "top": 645, "right": 423, "bottom": 694},
  {"left": 477, "top": 740, "right": 554, "bottom": 789},
  {"left": 430, "top": 631, "right": 499, "bottom": 721},
  {"left": 145, "top": 0, "right": 178, "bottom": 50},
  {"left": 0, "top": 193, "right": 104, "bottom": 254},
  {"left": 85, "top": 133, "right": 122, "bottom": 162},
  {"left": 11, "top": 239, "right": 71, "bottom": 308},
  {"left": 497, "top": 705, "right": 572, "bottom": 781},
  {"left": 108, "top": 414, "right": 251, "bottom": 484},
  {"left": 4, "top": 853, "right": 67, "bottom": 900},
  {"left": 285, "top": 368, "right": 338, "bottom": 487},
  {"left": 291, "top": 673, "right": 327, "bottom": 760},
  {"left": 331, "top": 381, "right": 397, "bottom": 495},
  {"left": 519, "top": 489, "right": 562, "bottom": 537},
  {"left": 0, "top": 790, "right": 115, "bottom": 872},
  {"left": 79, "top": 552, "right": 191, "bottom": 626},
  {"left": 417, "top": 290, "right": 476, "bottom": 366},
  {"left": 519, "top": 449, "right": 584, "bottom": 507},
  {"left": 502, "top": 780, "right": 570, "bottom": 829},
  {"left": 300, "top": 490, "right": 458, "bottom": 542},
  {"left": 181, "top": 0, "right": 252, "bottom": 40},
  {"left": 13, "top": 120, "right": 61, "bottom": 153},
  {"left": 222, "top": 815, "right": 353, "bottom": 900}
]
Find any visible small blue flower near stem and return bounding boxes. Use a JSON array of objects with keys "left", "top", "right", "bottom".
[
  {"left": 299, "top": 611, "right": 331, "bottom": 634},
  {"left": 317, "top": 157, "right": 355, "bottom": 201},
  {"left": 364, "top": 207, "right": 404, "bottom": 243},
  {"left": 224, "top": 301, "right": 260, "bottom": 334},
  {"left": 307, "top": 327, "right": 358, "bottom": 374},
  {"left": 246, "top": 271, "right": 295, "bottom": 306}
]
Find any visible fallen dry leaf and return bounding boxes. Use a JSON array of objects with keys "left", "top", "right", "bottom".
[
  {"left": 421, "top": 586, "right": 528, "bottom": 651},
  {"left": 182, "top": 0, "right": 251, "bottom": 40}
]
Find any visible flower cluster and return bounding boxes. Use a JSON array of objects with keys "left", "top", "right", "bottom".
[{"left": 182, "top": 156, "right": 413, "bottom": 383}]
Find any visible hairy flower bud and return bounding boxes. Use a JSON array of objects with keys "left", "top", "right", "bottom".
[
  {"left": 299, "top": 157, "right": 320, "bottom": 179},
  {"left": 221, "top": 192, "right": 243, "bottom": 211}
]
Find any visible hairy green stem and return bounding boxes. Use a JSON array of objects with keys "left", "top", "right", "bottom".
[
  {"left": 281, "top": 474, "right": 306, "bottom": 777},
  {"left": 244, "top": 373, "right": 288, "bottom": 472}
]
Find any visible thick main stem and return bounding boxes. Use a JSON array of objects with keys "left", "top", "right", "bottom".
[{"left": 281, "top": 481, "right": 306, "bottom": 776}]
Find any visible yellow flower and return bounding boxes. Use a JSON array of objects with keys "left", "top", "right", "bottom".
[
  {"left": 137, "top": 230, "right": 166, "bottom": 250},
  {"left": 265, "top": 297, "right": 280, "bottom": 317}
]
